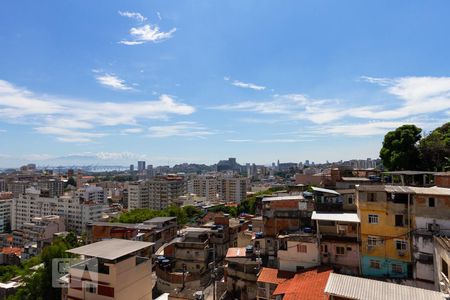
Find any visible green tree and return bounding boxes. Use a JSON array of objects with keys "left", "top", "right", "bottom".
[
  {"left": 65, "top": 177, "right": 76, "bottom": 188},
  {"left": 380, "top": 125, "right": 422, "bottom": 170},
  {"left": 419, "top": 122, "right": 450, "bottom": 171}
]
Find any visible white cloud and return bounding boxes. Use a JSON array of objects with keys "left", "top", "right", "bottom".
[
  {"left": 156, "top": 12, "right": 162, "bottom": 20},
  {"left": 34, "top": 126, "right": 106, "bottom": 143},
  {"left": 95, "top": 72, "right": 134, "bottom": 91},
  {"left": 226, "top": 138, "right": 313, "bottom": 143},
  {"left": 148, "top": 122, "right": 214, "bottom": 138},
  {"left": 120, "top": 24, "right": 176, "bottom": 45},
  {"left": 121, "top": 128, "right": 143, "bottom": 134},
  {"left": 317, "top": 121, "right": 406, "bottom": 137},
  {"left": 231, "top": 80, "right": 266, "bottom": 91},
  {"left": 216, "top": 76, "right": 450, "bottom": 125},
  {"left": 118, "top": 11, "right": 147, "bottom": 22},
  {"left": 0, "top": 80, "right": 195, "bottom": 141}
]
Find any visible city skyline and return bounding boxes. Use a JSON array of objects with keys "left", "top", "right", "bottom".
[{"left": 1, "top": 1, "right": 450, "bottom": 167}]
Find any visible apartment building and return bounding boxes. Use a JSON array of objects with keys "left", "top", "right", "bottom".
[
  {"left": 156, "top": 228, "right": 212, "bottom": 296},
  {"left": 128, "top": 175, "right": 187, "bottom": 210},
  {"left": 357, "top": 185, "right": 414, "bottom": 278},
  {"left": 75, "top": 185, "right": 106, "bottom": 204},
  {"left": 64, "top": 239, "right": 153, "bottom": 300},
  {"left": 11, "top": 187, "right": 107, "bottom": 234},
  {"left": 128, "top": 181, "right": 149, "bottom": 210},
  {"left": 188, "top": 175, "right": 219, "bottom": 202},
  {"left": 35, "top": 179, "right": 64, "bottom": 197},
  {"left": 14, "top": 215, "right": 65, "bottom": 251},
  {"left": 277, "top": 233, "right": 319, "bottom": 272},
  {"left": 220, "top": 177, "right": 248, "bottom": 203},
  {"left": 258, "top": 195, "right": 313, "bottom": 267},
  {"left": 0, "top": 193, "right": 12, "bottom": 233},
  {"left": 148, "top": 175, "right": 186, "bottom": 210},
  {"left": 412, "top": 186, "right": 450, "bottom": 289},
  {"left": 225, "top": 247, "right": 261, "bottom": 300},
  {"left": 7, "top": 181, "right": 29, "bottom": 197}
]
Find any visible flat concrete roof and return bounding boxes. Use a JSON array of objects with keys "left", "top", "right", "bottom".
[
  {"left": 144, "top": 217, "right": 176, "bottom": 223},
  {"left": 312, "top": 211, "right": 360, "bottom": 223},
  {"left": 67, "top": 239, "right": 153, "bottom": 260},
  {"left": 262, "top": 195, "right": 304, "bottom": 202}
]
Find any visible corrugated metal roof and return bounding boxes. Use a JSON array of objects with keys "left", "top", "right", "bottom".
[
  {"left": 341, "top": 177, "right": 371, "bottom": 182},
  {"left": 311, "top": 187, "right": 340, "bottom": 195},
  {"left": 226, "top": 247, "right": 247, "bottom": 258},
  {"left": 312, "top": 211, "right": 360, "bottom": 223},
  {"left": 356, "top": 185, "right": 450, "bottom": 196},
  {"left": 324, "top": 273, "right": 444, "bottom": 300}
]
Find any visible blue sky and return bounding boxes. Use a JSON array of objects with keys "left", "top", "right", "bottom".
[{"left": 0, "top": 1, "right": 449, "bottom": 167}]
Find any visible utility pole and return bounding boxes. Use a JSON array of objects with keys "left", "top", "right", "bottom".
[{"left": 212, "top": 244, "right": 216, "bottom": 300}]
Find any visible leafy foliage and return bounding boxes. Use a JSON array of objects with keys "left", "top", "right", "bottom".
[
  {"left": 418, "top": 122, "right": 450, "bottom": 171},
  {"left": 380, "top": 124, "right": 422, "bottom": 170},
  {"left": 113, "top": 205, "right": 202, "bottom": 225}
]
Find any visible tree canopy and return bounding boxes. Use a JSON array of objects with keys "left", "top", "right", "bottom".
[
  {"left": 380, "top": 124, "right": 422, "bottom": 171},
  {"left": 419, "top": 122, "right": 450, "bottom": 171}
]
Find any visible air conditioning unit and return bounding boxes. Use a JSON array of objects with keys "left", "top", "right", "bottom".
[{"left": 431, "top": 223, "right": 441, "bottom": 232}]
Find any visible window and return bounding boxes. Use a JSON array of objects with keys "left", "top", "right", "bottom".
[
  {"left": 348, "top": 197, "right": 353, "bottom": 205},
  {"left": 392, "top": 264, "right": 403, "bottom": 273},
  {"left": 297, "top": 244, "right": 307, "bottom": 253},
  {"left": 428, "top": 197, "right": 435, "bottom": 207},
  {"left": 196, "top": 264, "right": 200, "bottom": 269},
  {"left": 395, "top": 215, "right": 404, "bottom": 227},
  {"left": 321, "top": 244, "right": 328, "bottom": 253},
  {"left": 336, "top": 246, "right": 345, "bottom": 255},
  {"left": 368, "top": 193, "right": 376, "bottom": 202},
  {"left": 85, "top": 282, "right": 97, "bottom": 294},
  {"left": 368, "top": 236, "right": 379, "bottom": 247},
  {"left": 346, "top": 246, "right": 352, "bottom": 251},
  {"left": 395, "top": 240, "right": 407, "bottom": 251},
  {"left": 370, "top": 260, "right": 380, "bottom": 269},
  {"left": 368, "top": 214, "right": 378, "bottom": 224}
]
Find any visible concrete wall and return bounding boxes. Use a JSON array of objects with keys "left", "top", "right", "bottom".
[
  {"left": 278, "top": 241, "right": 319, "bottom": 272},
  {"left": 361, "top": 255, "right": 409, "bottom": 278}
]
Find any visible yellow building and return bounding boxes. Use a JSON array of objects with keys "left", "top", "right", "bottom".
[{"left": 357, "top": 185, "right": 414, "bottom": 278}]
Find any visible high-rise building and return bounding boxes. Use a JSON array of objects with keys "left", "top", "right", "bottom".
[
  {"left": 137, "top": 161, "right": 146, "bottom": 172},
  {"left": 130, "top": 164, "right": 134, "bottom": 172},
  {"left": 220, "top": 177, "right": 248, "bottom": 203},
  {"left": 128, "top": 181, "right": 150, "bottom": 210},
  {"left": 0, "top": 197, "right": 12, "bottom": 233}
]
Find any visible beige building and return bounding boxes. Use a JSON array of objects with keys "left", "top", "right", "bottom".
[{"left": 64, "top": 239, "right": 153, "bottom": 300}]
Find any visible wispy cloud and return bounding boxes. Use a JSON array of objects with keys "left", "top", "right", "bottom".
[
  {"left": 118, "top": 11, "right": 147, "bottom": 23},
  {"left": 0, "top": 80, "right": 195, "bottom": 142},
  {"left": 119, "top": 11, "right": 176, "bottom": 45},
  {"left": 156, "top": 12, "right": 162, "bottom": 20},
  {"left": 94, "top": 72, "right": 134, "bottom": 91},
  {"left": 226, "top": 138, "right": 314, "bottom": 143},
  {"left": 34, "top": 126, "right": 107, "bottom": 143},
  {"left": 121, "top": 128, "right": 143, "bottom": 134},
  {"left": 215, "top": 76, "right": 450, "bottom": 127},
  {"left": 148, "top": 122, "right": 214, "bottom": 138},
  {"left": 232, "top": 80, "right": 266, "bottom": 91}
]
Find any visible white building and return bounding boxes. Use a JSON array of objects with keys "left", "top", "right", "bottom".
[
  {"left": 75, "top": 185, "right": 107, "bottom": 204},
  {"left": 128, "top": 181, "right": 149, "bottom": 210},
  {"left": 0, "top": 198, "right": 12, "bottom": 233},
  {"left": 12, "top": 188, "right": 107, "bottom": 234},
  {"left": 220, "top": 177, "right": 248, "bottom": 203}
]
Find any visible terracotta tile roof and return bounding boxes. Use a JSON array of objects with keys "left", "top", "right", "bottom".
[
  {"left": 273, "top": 268, "right": 332, "bottom": 300},
  {"left": 1, "top": 247, "right": 22, "bottom": 256},
  {"left": 257, "top": 267, "right": 295, "bottom": 284}
]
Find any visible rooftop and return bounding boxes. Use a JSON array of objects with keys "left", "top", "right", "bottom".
[
  {"left": 144, "top": 216, "right": 177, "bottom": 223},
  {"left": 273, "top": 268, "right": 332, "bottom": 300},
  {"left": 91, "top": 221, "right": 156, "bottom": 230},
  {"left": 383, "top": 170, "right": 436, "bottom": 175},
  {"left": 257, "top": 267, "right": 294, "bottom": 284},
  {"left": 67, "top": 239, "right": 153, "bottom": 260},
  {"left": 311, "top": 187, "right": 340, "bottom": 195},
  {"left": 356, "top": 185, "right": 450, "bottom": 196},
  {"left": 312, "top": 211, "right": 360, "bottom": 223},
  {"left": 226, "top": 247, "right": 247, "bottom": 258},
  {"left": 324, "top": 273, "right": 444, "bottom": 300},
  {"left": 262, "top": 195, "right": 304, "bottom": 202},
  {"left": 341, "top": 177, "right": 371, "bottom": 182}
]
